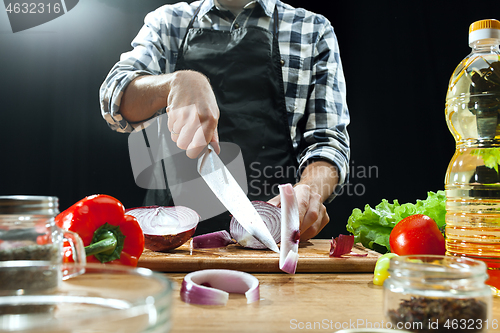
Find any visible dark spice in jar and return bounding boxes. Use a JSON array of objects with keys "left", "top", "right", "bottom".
[
  {"left": 0, "top": 244, "right": 60, "bottom": 292},
  {"left": 0, "top": 244, "right": 58, "bottom": 261},
  {"left": 0, "top": 303, "right": 55, "bottom": 315},
  {"left": 388, "top": 296, "right": 487, "bottom": 333}
]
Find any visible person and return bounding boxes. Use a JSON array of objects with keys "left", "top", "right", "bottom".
[{"left": 99, "top": 0, "right": 350, "bottom": 241}]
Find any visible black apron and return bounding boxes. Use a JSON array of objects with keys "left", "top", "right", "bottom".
[{"left": 144, "top": 2, "right": 298, "bottom": 235}]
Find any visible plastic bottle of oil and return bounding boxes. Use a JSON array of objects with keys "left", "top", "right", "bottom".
[{"left": 445, "top": 19, "right": 500, "bottom": 294}]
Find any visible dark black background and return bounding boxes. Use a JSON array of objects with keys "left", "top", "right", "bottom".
[{"left": 0, "top": 0, "right": 495, "bottom": 238}]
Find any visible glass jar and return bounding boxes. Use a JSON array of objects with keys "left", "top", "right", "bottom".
[
  {"left": 0, "top": 195, "right": 85, "bottom": 294},
  {"left": 384, "top": 255, "right": 492, "bottom": 332}
]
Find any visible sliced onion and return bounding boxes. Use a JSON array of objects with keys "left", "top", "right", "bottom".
[
  {"left": 229, "top": 201, "right": 281, "bottom": 249},
  {"left": 329, "top": 234, "right": 359, "bottom": 257},
  {"left": 126, "top": 206, "right": 200, "bottom": 252},
  {"left": 192, "top": 230, "right": 236, "bottom": 249},
  {"left": 180, "top": 269, "right": 260, "bottom": 305},
  {"left": 280, "top": 250, "right": 299, "bottom": 274},
  {"left": 279, "top": 184, "right": 300, "bottom": 274}
]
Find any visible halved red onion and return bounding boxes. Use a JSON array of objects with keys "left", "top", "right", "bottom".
[
  {"left": 279, "top": 184, "right": 300, "bottom": 274},
  {"left": 180, "top": 269, "right": 260, "bottom": 305},
  {"left": 192, "top": 230, "right": 236, "bottom": 249},
  {"left": 329, "top": 234, "right": 366, "bottom": 257},
  {"left": 229, "top": 201, "right": 281, "bottom": 249},
  {"left": 126, "top": 206, "right": 200, "bottom": 252}
]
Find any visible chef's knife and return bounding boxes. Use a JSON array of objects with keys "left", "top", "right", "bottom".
[{"left": 197, "top": 145, "right": 280, "bottom": 253}]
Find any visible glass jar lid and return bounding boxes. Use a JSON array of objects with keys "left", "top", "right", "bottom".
[
  {"left": 387, "top": 255, "right": 489, "bottom": 292},
  {"left": 0, "top": 195, "right": 59, "bottom": 216}
]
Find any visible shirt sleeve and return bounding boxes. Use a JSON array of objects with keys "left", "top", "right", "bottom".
[
  {"left": 99, "top": 8, "right": 172, "bottom": 133},
  {"left": 297, "top": 19, "right": 350, "bottom": 202}
]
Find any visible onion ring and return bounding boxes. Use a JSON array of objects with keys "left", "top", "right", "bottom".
[
  {"left": 279, "top": 184, "right": 300, "bottom": 274},
  {"left": 180, "top": 269, "right": 260, "bottom": 305}
]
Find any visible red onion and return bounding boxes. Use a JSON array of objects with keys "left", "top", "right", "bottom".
[
  {"left": 125, "top": 206, "right": 200, "bottom": 252},
  {"left": 180, "top": 269, "right": 260, "bottom": 305},
  {"left": 192, "top": 230, "right": 236, "bottom": 249},
  {"left": 278, "top": 184, "right": 300, "bottom": 274},
  {"left": 229, "top": 201, "right": 281, "bottom": 249},
  {"left": 329, "top": 234, "right": 367, "bottom": 257}
]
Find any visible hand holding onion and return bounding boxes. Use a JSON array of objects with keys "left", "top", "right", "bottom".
[
  {"left": 268, "top": 184, "right": 329, "bottom": 242},
  {"left": 268, "top": 161, "right": 336, "bottom": 241}
]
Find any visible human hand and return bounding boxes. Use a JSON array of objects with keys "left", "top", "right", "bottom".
[
  {"left": 268, "top": 184, "right": 329, "bottom": 241},
  {"left": 166, "top": 70, "right": 220, "bottom": 159}
]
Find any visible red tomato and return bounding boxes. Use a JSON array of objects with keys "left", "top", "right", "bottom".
[{"left": 389, "top": 214, "right": 445, "bottom": 255}]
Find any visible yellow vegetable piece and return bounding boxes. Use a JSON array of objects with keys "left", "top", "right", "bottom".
[{"left": 373, "top": 253, "right": 398, "bottom": 286}]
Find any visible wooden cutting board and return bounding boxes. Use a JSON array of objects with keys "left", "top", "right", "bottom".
[{"left": 137, "top": 239, "right": 381, "bottom": 273}]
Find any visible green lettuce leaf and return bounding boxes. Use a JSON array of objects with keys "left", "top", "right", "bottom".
[
  {"left": 346, "top": 190, "right": 446, "bottom": 253},
  {"left": 471, "top": 148, "right": 500, "bottom": 173}
]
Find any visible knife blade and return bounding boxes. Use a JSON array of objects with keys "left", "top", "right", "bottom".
[{"left": 197, "top": 145, "right": 280, "bottom": 253}]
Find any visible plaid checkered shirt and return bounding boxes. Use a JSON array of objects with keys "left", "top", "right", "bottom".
[{"left": 99, "top": 0, "right": 350, "bottom": 199}]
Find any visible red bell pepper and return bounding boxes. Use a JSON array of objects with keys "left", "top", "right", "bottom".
[{"left": 55, "top": 194, "right": 145, "bottom": 267}]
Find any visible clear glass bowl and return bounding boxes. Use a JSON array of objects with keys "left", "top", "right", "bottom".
[{"left": 0, "top": 262, "right": 173, "bottom": 332}]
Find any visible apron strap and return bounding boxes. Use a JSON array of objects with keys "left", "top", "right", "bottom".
[
  {"left": 179, "top": 1, "right": 205, "bottom": 51},
  {"left": 186, "top": 1, "right": 204, "bottom": 32},
  {"left": 273, "top": 6, "right": 279, "bottom": 38}
]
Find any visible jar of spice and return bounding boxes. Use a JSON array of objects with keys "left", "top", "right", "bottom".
[
  {"left": 384, "top": 255, "right": 492, "bottom": 333},
  {"left": 0, "top": 196, "right": 85, "bottom": 294}
]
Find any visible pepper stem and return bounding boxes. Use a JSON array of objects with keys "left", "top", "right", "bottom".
[
  {"left": 85, "top": 231, "right": 118, "bottom": 256},
  {"left": 85, "top": 223, "right": 126, "bottom": 263}
]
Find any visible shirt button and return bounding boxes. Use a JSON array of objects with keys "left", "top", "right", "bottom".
[
  {"left": 280, "top": 59, "right": 285, "bottom": 66},
  {"left": 234, "top": 22, "right": 240, "bottom": 29}
]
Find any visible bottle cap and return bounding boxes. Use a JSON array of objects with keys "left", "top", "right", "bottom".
[{"left": 469, "top": 19, "right": 500, "bottom": 46}]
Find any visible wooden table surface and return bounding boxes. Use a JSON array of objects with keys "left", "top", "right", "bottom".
[{"left": 165, "top": 272, "right": 500, "bottom": 333}]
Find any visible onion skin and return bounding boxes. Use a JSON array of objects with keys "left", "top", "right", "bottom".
[
  {"left": 180, "top": 269, "right": 260, "bottom": 306},
  {"left": 126, "top": 206, "right": 200, "bottom": 252},
  {"left": 229, "top": 201, "right": 281, "bottom": 249},
  {"left": 279, "top": 184, "right": 300, "bottom": 274},
  {"left": 145, "top": 227, "right": 196, "bottom": 252}
]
